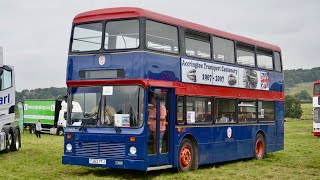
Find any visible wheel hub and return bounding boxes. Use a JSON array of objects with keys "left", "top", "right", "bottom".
[
  {"left": 180, "top": 146, "right": 192, "bottom": 168},
  {"left": 255, "top": 140, "right": 263, "bottom": 158}
]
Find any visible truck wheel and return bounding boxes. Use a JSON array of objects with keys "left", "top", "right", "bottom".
[
  {"left": 57, "top": 128, "right": 64, "bottom": 136},
  {"left": 178, "top": 138, "right": 196, "bottom": 172},
  {"left": 29, "top": 126, "right": 35, "bottom": 134},
  {"left": 5, "top": 132, "right": 12, "bottom": 152},
  {"left": 11, "top": 129, "right": 20, "bottom": 151}
]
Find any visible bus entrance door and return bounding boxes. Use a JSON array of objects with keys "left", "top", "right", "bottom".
[{"left": 147, "top": 88, "right": 172, "bottom": 167}]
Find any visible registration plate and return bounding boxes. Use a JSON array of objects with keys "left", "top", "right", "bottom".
[{"left": 89, "top": 158, "right": 106, "bottom": 165}]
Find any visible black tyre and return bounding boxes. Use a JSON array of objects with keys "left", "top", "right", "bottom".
[
  {"left": 57, "top": 128, "right": 64, "bottom": 136},
  {"left": 178, "top": 138, "right": 197, "bottom": 172},
  {"left": 5, "top": 131, "right": 12, "bottom": 153},
  {"left": 29, "top": 126, "right": 35, "bottom": 134},
  {"left": 11, "top": 129, "right": 20, "bottom": 151},
  {"left": 254, "top": 133, "right": 266, "bottom": 160}
]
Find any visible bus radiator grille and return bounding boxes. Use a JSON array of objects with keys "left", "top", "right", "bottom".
[{"left": 75, "top": 141, "right": 126, "bottom": 158}]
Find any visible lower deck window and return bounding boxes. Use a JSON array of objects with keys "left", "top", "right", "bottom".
[
  {"left": 215, "top": 99, "right": 236, "bottom": 123},
  {"left": 186, "top": 97, "right": 212, "bottom": 124},
  {"left": 238, "top": 100, "right": 257, "bottom": 123},
  {"left": 176, "top": 95, "right": 276, "bottom": 125},
  {"left": 177, "top": 96, "right": 184, "bottom": 124},
  {"left": 258, "top": 101, "right": 275, "bottom": 122}
]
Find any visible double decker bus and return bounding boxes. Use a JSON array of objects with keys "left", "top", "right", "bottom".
[
  {"left": 62, "top": 7, "right": 284, "bottom": 171},
  {"left": 313, "top": 81, "right": 320, "bottom": 136}
]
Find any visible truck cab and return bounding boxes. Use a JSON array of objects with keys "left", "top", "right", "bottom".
[{"left": 0, "top": 46, "right": 21, "bottom": 152}]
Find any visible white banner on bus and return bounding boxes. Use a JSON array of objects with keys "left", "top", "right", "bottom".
[{"left": 181, "top": 58, "right": 270, "bottom": 91}]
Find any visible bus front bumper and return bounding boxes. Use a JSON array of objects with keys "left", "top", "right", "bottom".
[{"left": 62, "top": 155, "right": 147, "bottom": 170}]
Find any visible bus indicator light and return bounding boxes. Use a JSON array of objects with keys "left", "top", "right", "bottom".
[
  {"left": 66, "top": 134, "right": 72, "bottom": 139},
  {"left": 130, "top": 137, "right": 136, "bottom": 142}
]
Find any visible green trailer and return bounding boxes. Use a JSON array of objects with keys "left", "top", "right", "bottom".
[{"left": 23, "top": 99, "right": 66, "bottom": 135}]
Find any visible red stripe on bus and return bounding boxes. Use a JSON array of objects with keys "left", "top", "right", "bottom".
[{"left": 67, "top": 79, "right": 284, "bottom": 100}]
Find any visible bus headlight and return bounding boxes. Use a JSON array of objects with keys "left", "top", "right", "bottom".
[
  {"left": 66, "top": 143, "right": 73, "bottom": 151},
  {"left": 129, "top": 146, "right": 137, "bottom": 155}
]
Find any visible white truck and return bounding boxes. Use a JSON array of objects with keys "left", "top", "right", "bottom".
[{"left": 0, "top": 46, "right": 21, "bottom": 152}]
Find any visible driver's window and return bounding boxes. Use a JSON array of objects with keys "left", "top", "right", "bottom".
[{"left": 0, "top": 68, "right": 12, "bottom": 91}]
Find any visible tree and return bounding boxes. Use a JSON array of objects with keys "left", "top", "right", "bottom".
[
  {"left": 285, "top": 95, "right": 303, "bottom": 119},
  {"left": 294, "top": 90, "right": 312, "bottom": 101}
]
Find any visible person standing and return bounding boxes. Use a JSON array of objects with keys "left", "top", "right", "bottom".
[
  {"left": 148, "top": 95, "right": 167, "bottom": 153},
  {"left": 35, "top": 120, "right": 42, "bottom": 138}
]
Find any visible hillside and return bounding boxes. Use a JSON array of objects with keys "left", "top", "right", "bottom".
[
  {"left": 15, "top": 87, "right": 67, "bottom": 102},
  {"left": 285, "top": 82, "right": 313, "bottom": 96},
  {"left": 284, "top": 67, "right": 320, "bottom": 89}
]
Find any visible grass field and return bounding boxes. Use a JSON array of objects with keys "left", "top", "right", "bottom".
[{"left": 1, "top": 105, "right": 319, "bottom": 179}]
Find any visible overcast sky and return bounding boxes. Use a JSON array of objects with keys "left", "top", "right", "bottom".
[{"left": 0, "top": 0, "right": 319, "bottom": 91}]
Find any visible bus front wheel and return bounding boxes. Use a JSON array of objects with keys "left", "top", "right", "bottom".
[
  {"left": 254, "top": 133, "right": 266, "bottom": 160},
  {"left": 178, "top": 138, "right": 196, "bottom": 172}
]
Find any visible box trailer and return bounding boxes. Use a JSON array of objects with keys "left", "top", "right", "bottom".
[{"left": 24, "top": 99, "right": 66, "bottom": 135}]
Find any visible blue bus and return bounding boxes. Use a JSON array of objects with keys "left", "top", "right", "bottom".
[{"left": 62, "top": 7, "right": 284, "bottom": 171}]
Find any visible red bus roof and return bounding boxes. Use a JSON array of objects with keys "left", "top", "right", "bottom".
[
  {"left": 74, "top": 7, "right": 281, "bottom": 52},
  {"left": 314, "top": 80, "right": 320, "bottom": 84}
]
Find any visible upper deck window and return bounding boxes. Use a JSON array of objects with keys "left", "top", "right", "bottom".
[
  {"left": 257, "top": 48, "right": 273, "bottom": 70},
  {"left": 274, "top": 52, "right": 282, "bottom": 72},
  {"left": 71, "top": 23, "right": 103, "bottom": 52},
  {"left": 212, "top": 36, "right": 235, "bottom": 63},
  {"left": 105, "top": 19, "right": 140, "bottom": 50},
  {"left": 185, "top": 31, "right": 211, "bottom": 59},
  {"left": 237, "top": 43, "right": 255, "bottom": 67},
  {"left": 146, "top": 20, "right": 179, "bottom": 54}
]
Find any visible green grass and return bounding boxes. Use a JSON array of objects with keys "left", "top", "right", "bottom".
[
  {"left": 300, "top": 103, "right": 313, "bottom": 120},
  {"left": 286, "top": 82, "right": 313, "bottom": 96},
  {"left": 1, "top": 105, "right": 319, "bottom": 179}
]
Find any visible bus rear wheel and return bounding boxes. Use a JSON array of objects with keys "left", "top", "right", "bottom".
[
  {"left": 178, "top": 138, "right": 196, "bottom": 172},
  {"left": 254, "top": 133, "right": 266, "bottom": 160}
]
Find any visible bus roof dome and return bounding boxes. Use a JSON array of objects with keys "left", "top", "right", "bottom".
[{"left": 73, "top": 7, "right": 280, "bottom": 51}]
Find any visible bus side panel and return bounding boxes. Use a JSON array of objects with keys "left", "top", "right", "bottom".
[
  {"left": 275, "top": 100, "right": 284, "bottom": 151},
  {"left": 143, "top": 52, "right": 180, "bottom": 81},
  {"left": 174, "top": 123, "right": 281, "bottom": 167},
  {"left": 67, "top": 52, "right": 181, "bottom": 82}
]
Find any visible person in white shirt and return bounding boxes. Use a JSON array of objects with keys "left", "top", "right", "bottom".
[
  {"left": 219, "top": 114, "right": 229, "bottom": 123},
  {"left": 35, "top": 120, "right": 42, "bottom": 138}
]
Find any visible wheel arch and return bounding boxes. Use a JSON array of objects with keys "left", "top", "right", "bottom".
[
  {"left": 255, "top": 129, "right": 266, "bottom": 143},
  {"left": 2, "top": 125, "right": 15, "bottom": 135}
]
